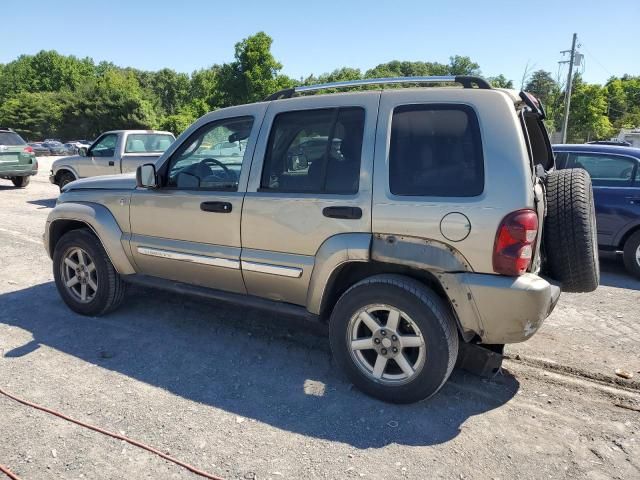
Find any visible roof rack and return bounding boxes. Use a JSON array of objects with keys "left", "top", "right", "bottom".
[{"left": 265, "top": 75, "right": 491, "bottom": 101}]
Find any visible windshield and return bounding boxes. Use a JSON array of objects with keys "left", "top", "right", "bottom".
[
  {"left": 125, "top": 133, "right": 174, "bottom": 153},
  {"left": 0, "top": 132, "right": 26, "bottom": 146}
]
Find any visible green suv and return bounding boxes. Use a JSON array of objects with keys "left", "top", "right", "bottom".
[{"left": 0, "top": 128, "right": 38, "bottom": 187}]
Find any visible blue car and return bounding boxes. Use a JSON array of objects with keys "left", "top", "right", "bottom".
[{"left": 553, "top": 144, "right": 640, "bottom": 278}]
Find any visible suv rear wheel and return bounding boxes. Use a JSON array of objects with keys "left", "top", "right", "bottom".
[
  {"left": 53, "top": 229, "right": 126, "bottom": 316},
  {"left": 11, "top": 176, "right": 30, "bottom": 188},
  {"left": 622, "top": 230, "right": 640, "bottom": 279},
  {"left": 329, "top": 274, "right": 458, "bottom": 404}
]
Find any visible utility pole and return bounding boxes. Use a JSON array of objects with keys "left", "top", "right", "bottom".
[{"left": 560, "top": 33, "right": 578, "bottom": 143}]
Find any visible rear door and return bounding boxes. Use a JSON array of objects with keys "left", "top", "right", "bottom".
[
  {"left": 240, "top": 93, "right": 378, "bottom": 305},
  {"left": 565, "top": 151, "right": 640, "bottom": 247}
]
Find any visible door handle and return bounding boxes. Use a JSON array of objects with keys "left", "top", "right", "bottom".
[
  {"left": 108, "top": 161, "right": 114, "bottom": 166},
  {"left": 200, "top": 201, "right": 232, "bottom": 213},
  {"left": 322, "top": 206, "right": 362, "bottom": 219}
]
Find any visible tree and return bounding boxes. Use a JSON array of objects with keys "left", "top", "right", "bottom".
[
  {"left": 524, "top": 70, "right": 559, "bottom": 105},
  {"left": 216, "top": 32, "right": 293, "bottom": 106},
  {"left": 447, "top": 55, "right": 480, "bottom": 76},
  {"left": 488, "top": 74, "right": 514, "bottom": 88},
  {"left": 189, "top": 66, "right": 221, "bottom": 114},
  {"left": 0, "top": 91, "right": 65, "bottom": 140},
  {"left": 567, "top": 77, "right": 613, "bottom": 142},
  {"left": 365, "top": 60, "right": 448, "bottom": 78},
  {"left": 58, "top": 69, "right": 157, "bottom": 139},
  {"left": 145, "top": 68, "right": 190, "bottom": 115},
  {"left": 0, "top": 50, "right": 94, "bottom": 102}
]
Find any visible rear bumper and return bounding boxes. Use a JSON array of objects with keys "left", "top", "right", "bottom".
[
  {"left": 0, "top": 167, "right": 37, "bottom": 178},
  {"left": 453, "top": 272, "right": 560, "bottom": 344}
]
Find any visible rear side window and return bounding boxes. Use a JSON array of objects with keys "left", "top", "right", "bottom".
[
  {"left": 125, "top": 133, "right": 174, "bottom": 153},
  {"left": 389, "top": 104, "right": 484, "bottom": 197},
  {"left": 0, "top": 132, "right": 26, "bottom": 146},
  {"left": 568, "top": 153, "right": 637, "bottom": 186},
  {"left": 261, "top": 107, "right": 365, "bottom": 194}
]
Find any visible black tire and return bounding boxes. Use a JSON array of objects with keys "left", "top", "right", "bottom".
[
  {"left": 329, "top": 274, "right": 459, "bottom": 404},
  {"left": 543, "top": 168, "right": 599, "bottom": 292},
  {"left": 622, "top": 230, "right": 640, "bottom": 279},
  {"left": 11, "top": 176, "right": 30, "bottom": 188},
  {"left": 53, "top": 229, "right": 126, "bottom": 316},
  {"left": 57, "top": 171, "right": 75, "bottom": 191}
]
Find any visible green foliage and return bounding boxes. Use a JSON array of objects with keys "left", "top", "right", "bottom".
[
  {"left": 0, "top": 33, "right": 638, "bottom": 143},
  {"left": 447, "top": 55, "right": 481, "bottom": 76},
  {"left": 159, "top": 106, "right": 198, "bottom": 136},
  {"left": 0, "top": 91, "right": 65, "bottom": 140},
  {"left": 216, "top": 32, "right": 294, "bottom": 106},
  {"left": 488, "top": 74, "right": 514, "bottom": 89},
  {"left": 57, "top": 69, "right": 157, "bottom": 139}
]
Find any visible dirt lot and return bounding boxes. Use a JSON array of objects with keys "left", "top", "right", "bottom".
[{"left": 1, "top": 158, "right": 639, "bottom": 480}]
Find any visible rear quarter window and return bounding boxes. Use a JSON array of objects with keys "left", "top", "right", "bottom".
[{"left": 389, "top": 104, "right": 484, "bottom": 197}]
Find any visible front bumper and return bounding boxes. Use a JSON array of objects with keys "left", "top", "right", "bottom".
[{"left": 452, "top": 273, "right": 560, "bottom": 344}]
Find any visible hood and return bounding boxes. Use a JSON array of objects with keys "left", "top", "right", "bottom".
[
  {"left": 52, "top": 155, "right": 82, "bottom": 167},
  {"left": 63, "top": 173, "right": 137, "bottom": 192}
]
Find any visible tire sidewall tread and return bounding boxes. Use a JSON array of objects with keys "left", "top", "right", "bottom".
[
  {"left": 329, "top": 274, "right": 458, "bottom": 404},
  {"left": 52, "top": 229, "right": 126, "bottom": 316}
]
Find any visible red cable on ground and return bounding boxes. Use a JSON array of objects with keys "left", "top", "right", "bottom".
[
  {"left": 0, "top": 463, "right": 22, "bottom": 480},
  {"left": 0, "top": 387, "right": 224, "bottom": 480}
]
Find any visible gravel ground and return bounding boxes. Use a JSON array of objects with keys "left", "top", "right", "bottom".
[{"left": 0, "top": 158, "right": 638, "bottom": 480}]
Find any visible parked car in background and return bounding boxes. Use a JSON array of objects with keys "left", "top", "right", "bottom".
[
  {"left": 49, "top": 130, "right": 175, "bottom": 190},
  {"left": 0, "top": 127, "right": 38, "bottom": 187},
  {"left": 62, "top": 143, "right": 78, "bottom": 155},
  {"left": 42, "top": 140, "right": 66, "bottom": 155},
  {"left": 554, "top": 144, "right": 640, "bottom": 278},
  {"left": 28, "top": 142, "right": 51, "bottom": 156}
]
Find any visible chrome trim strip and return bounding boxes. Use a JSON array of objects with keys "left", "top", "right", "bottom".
[
  {"left": 295, "top": 76, "right": 457, "bottom": 93},
  {"left": 241, "top": 260, "right": 303, "bottom": 278},
  {"left": 137, "top": 247, "right": 240, "bottom": 269}
]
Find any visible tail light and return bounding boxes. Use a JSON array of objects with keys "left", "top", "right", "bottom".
[
  {"left": 493, "top": 209, "right": 539, "bottom": 276},
  {"left": 23, "top": 146, "right": 34, "bottom": 153}
]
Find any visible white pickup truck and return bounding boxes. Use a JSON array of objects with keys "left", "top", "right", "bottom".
[{"left": 49, "top": 130, "right": 175, "bottom": 190}]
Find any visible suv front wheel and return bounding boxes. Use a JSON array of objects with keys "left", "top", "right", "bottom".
[
  {"left": 329, "top": 274, "right": 458, "bottom": 404},
  {"left": 53, "top": 229, "right": 126, "bottom": 316}
]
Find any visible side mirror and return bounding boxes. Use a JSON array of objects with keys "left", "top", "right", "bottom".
[
  {"left": 78, "top": 147, "right": 88, "bottom": 157},
  {"left": 136, "top": 163, "right": 158, "bottom": 188}
]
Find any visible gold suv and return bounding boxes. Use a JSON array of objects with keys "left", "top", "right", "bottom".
[{"left": 44, "top": 76, "right": 599, "bottom": 403}]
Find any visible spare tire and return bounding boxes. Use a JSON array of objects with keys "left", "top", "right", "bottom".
[{"left": 543, "top": 168, "right": 599, "bottom": 292}]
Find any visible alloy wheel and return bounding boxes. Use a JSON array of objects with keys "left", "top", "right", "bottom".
[{"left": 347, "top": 304, "right": 426, "bottom": 385}]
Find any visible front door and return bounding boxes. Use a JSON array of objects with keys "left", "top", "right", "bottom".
[
  {"left": 128, "top": 108, "right": 264, "bottom": 293},
  {"left": 80, "top": 133, "right": 120, "bottom": 177},
  {"left": 240, "top": 92, "right": 379, "bottom": 305}
]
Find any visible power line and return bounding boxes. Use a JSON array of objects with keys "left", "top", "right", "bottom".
[{"left": 580, "top": 42, "right": 614, "bottom": 78}]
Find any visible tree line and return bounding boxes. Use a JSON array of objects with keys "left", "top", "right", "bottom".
[{"left": 0, "top": 32, "right": 638, "bottom": 142}]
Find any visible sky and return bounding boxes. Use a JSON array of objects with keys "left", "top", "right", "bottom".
[{"left": 2, "top": 0, "right": 638, "bottom": 87}]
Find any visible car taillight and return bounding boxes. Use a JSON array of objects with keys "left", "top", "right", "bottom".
[
  {"left": 23, "top": 146, "right": 34, "bottom": 153},
  {"left": 493, "top": 209, "right": 539, "bottom": 276}
]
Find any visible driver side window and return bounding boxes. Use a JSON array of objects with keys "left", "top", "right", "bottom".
[
  {"left": 90, "top": 134, "right": 117, "bottom": 157},
  {"left": 166, "top": 117, "right": 254, "bottom": 191}
]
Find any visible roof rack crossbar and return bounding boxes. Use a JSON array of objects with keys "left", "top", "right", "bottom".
[{"left": 265, "top": 75, "right": 491, "bottom": 100}]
